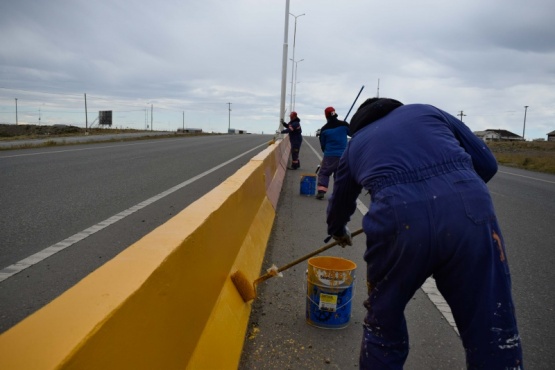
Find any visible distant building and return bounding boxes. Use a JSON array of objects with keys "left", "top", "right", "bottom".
[
  {"left": 474, "top": 129, "right": 523, "bottom": 142},
  {"left": 547, "top": 130, "right": 555, "bottom": 141},
  {"left": 474, "top": 131, "right": 501, "bottom": 141},
  {"left": 228, "top": 128, "right": 247, "bottom": 134}
]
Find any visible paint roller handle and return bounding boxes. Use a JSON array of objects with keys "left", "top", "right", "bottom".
[{"left": 254, "top": 228, "right": 364, "bottom": 285}]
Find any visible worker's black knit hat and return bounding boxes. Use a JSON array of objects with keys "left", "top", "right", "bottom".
[{"left": 349, "top": 98, "right": 403, "bottom": 136}]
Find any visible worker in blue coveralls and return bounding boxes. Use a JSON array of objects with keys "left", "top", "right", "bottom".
[
  {"left": 281, "top": 111, "right": 303, "bottom": 169},
  {"left": 326, "top": 98, "right": 523, "bottom": 369},
  {"left": 316, "top": 106, "right": 350, "bottom": 200}
]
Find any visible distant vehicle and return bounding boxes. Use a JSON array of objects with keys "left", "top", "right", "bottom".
[{"left": 316, "top": 128, "right": 321, "bottom": 137}]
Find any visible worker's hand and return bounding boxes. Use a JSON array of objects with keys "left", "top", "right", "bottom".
[{"left": 332, "top": 226, "right": 352, "bottom": 247}]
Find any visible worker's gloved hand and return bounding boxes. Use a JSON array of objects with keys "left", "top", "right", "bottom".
[{"left": 332, "top": 226, "right": 352, "bottom": 247}]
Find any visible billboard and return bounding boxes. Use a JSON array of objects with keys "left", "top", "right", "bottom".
[{"left": 99, "top": 111, "right": 112, "bottom": 126}]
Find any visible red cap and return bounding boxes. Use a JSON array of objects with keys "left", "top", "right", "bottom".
[
  {"left": 324, "top": 107, "right": 335, "bottom": 118},
  {"left": 290, "top": 111, "right": 298, "bottom": 119}
]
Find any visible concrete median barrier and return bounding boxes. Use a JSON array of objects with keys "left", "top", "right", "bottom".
[{"left": 0, "top": 137, "right": 290, "bottom": 370}]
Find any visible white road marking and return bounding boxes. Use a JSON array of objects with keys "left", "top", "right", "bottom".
[
  {"left": 499, "top": 170, "right": 555, "bottom": 184},
  {"left": 0, "top": 142, "right": 267, "bottom": 283}
]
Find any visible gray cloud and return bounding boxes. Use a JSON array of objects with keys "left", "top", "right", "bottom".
[{"left": 1, "top": 0, "right": 553, "bottom": 138}]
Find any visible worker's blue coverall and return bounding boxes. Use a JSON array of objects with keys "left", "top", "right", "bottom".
[
  {"left": 326, "top": 103, "right": 523, "bottom": 369},
  {"left": 282, "top": 117, "right": 303, "bottom": 169}
]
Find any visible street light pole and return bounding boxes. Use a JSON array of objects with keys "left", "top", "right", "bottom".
[
  {"left": 289, "top": 12, "right": 305, "bottom": 113},
  {"left": 290, "top": 58, "right": 304, "bottom": 111},
  {"left": 279, "top": 0, "right": 291, "bottom": 128},
  {"left": 15, "top": 98, "right": 18, "bottom": 125},
  {"left": 522, "top": 105, "right": 529, "bottom": 140}
]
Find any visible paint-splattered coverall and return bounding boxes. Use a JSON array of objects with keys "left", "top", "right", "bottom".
[
  {"left": 282, "top": 117, "right": 303, "bottom": 169},
  {"left": 326, "top": 103, "right": 523, "bottom": 369}
]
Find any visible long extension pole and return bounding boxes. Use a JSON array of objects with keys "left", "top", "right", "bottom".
[{"left": 344, "top": 85, "right": 365, "bottom": 121}]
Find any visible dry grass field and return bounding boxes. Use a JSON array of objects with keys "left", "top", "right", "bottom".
[
  {"left": 0, "top": 123, "right": 146, "bottom": 139},
  {"left": 488, "top": 141, "right": 555, "bottom": 174}
]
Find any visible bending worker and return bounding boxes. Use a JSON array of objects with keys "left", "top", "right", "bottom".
[
  {"left": 281, "top": 111, "right": 303, "bottom": 170},
  {"left": 316, "top": 106, "right": 350, "bottom": 200},
  {"left": 326, "top": 98, "right": 523, "bottom": 369}
]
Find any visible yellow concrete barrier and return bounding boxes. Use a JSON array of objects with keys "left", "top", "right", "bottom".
[{"left": 0, "top": 137, "right": 290, "bottom": 370}]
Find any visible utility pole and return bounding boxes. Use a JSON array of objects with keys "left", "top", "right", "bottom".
[
  {"left": 522, "top": 105, "right": 529, "bottom": 140},
  {"left": 227, "top": 102, "right": 232, "bottom": 132},
  {"left": 84, "top": 93, "right": 88, "bottom": 134},
  {"left": 183, "top": 111, "right": 185, "bottom": 131},
  {"left": 458, "top": 111, "right": 466, "bottom": 122},
  {"left": 15, "top": 98, "right": 18, "bottom": 125},
  {"left": 377, "top": 78, "right": 380, "bottom": 98},
  {"left": 151, "top": 104, "right": 153, "bottom": 131}
]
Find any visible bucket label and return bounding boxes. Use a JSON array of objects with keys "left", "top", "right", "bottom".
[
  {"left": 319, "top": 293, "right": 338, "bottom": 312},
  {"left": 312, "top": 269, "right": 353, "bottom": 287}
]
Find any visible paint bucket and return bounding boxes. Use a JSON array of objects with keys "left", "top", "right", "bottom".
[
  {"left": 306, "top": 256, "right": 357, "bottom": 329},
  {"left": 300, "top": 174, "right": 316, "bottom": 196}
]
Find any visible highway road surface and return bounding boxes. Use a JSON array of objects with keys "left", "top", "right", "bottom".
[{"left": 1, "top": 134, "right": 554, "bottom": 368}]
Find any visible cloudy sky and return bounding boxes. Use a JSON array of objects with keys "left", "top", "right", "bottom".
[{"left": 1, "top": 0, "right": 554, "bottom": 139}]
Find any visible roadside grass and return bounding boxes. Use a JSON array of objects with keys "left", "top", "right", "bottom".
[
  {"left": 0, "top": 132, "right": 213, "bottom": 151},
  {"left": 488, "top": 141, "right": 555, "bottom": 174}
]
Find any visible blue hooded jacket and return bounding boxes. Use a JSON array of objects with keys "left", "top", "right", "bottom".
[{"left": 319, "top": 115, "right": 350, "bottom": 157}]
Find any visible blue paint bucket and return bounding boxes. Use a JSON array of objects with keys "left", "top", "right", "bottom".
[
  {"left": 300, "top": 174, "right": 316, "bottom": 196},
  {"left": 306, "top": 256, "right": 357, "bottom": 329}
]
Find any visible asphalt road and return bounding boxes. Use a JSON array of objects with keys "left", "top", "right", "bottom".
[
  {"left": 1, "top": 135, "right": 554, "bottom": 369},
  {"left": 0, "top": 134, "right": 274, "bottom": 333},
  {"left": 487, "top": 167, "right": 555, "bottom": 369}
]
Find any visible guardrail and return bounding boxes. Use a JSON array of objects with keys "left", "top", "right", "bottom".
[{"left": 0, "top": 137, "right": 290, "bottom": 369}]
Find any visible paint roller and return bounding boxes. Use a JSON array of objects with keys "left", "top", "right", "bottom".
[{"left": 230, "top": 228, "right": 363, "bottom": 302}]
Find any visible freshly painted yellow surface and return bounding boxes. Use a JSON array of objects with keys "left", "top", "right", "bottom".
[{"left": 0, "top": 138, "right": 288, "bottom": 370}]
